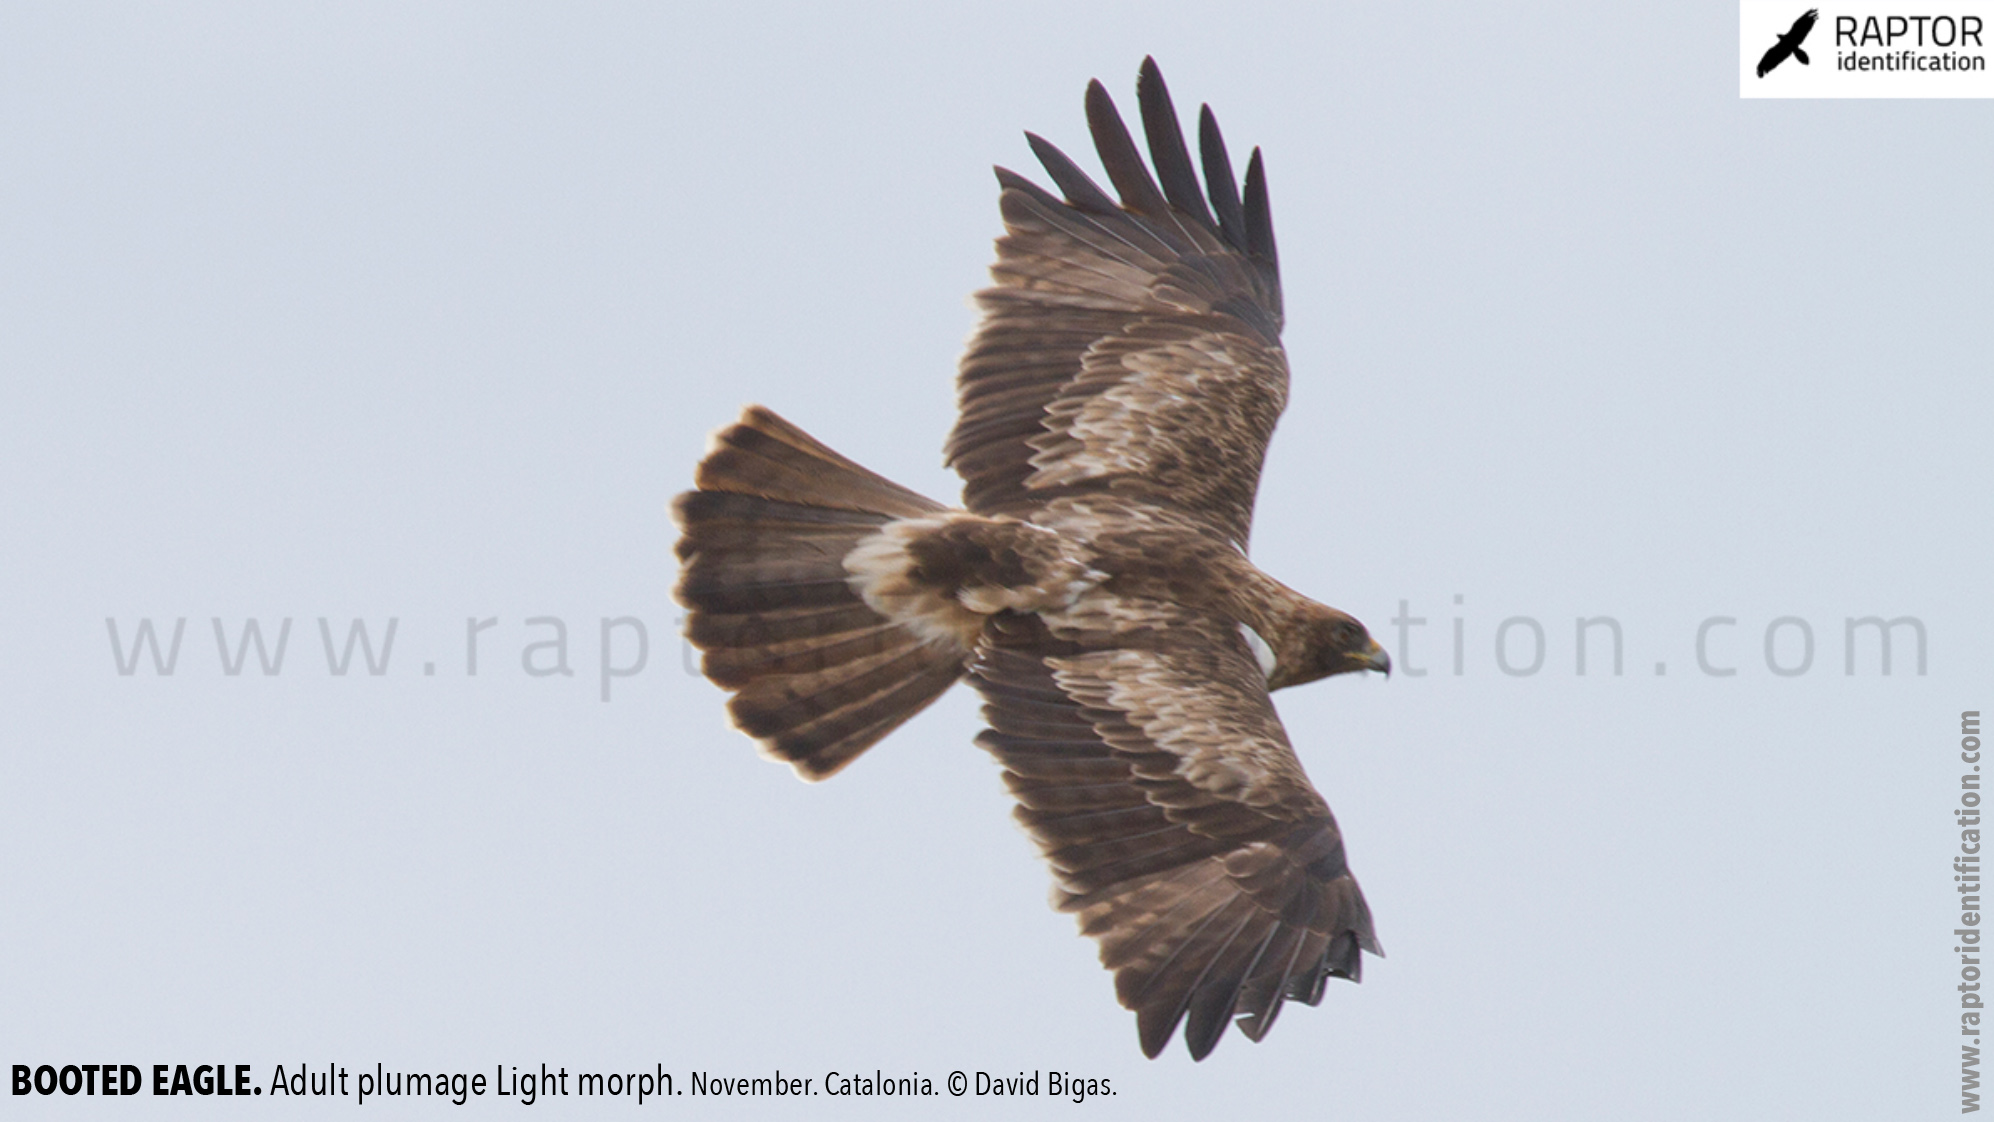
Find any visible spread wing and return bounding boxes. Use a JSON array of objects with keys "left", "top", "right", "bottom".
[
  {"left": 947, "top": 58, "right": 1289, "bottom": 551},
  {"left": 970, "top": 604, "right": 1379, "bottom": 1060}
]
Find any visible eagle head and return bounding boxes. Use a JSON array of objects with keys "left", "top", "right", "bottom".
[{"left": 1266, "top": 606, "right": 1390, "bottom": 690}]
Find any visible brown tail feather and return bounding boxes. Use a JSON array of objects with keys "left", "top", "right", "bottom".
[
  {"left": 674, "top": 406, "right": 968, "bottom": 780},
  {"left": 691, "top": 405, "right": 941, "bottom": 518}
]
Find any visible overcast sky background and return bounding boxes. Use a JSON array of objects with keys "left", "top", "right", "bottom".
[{"left": 3, "top": 3, "right": 1989, "bottom": 1119}]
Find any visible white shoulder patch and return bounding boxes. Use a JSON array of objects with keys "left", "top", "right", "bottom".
[{"left": 1238, "top": 621, "right": 1277, "bottom": 680}]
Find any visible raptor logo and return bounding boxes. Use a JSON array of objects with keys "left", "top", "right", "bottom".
[{"left": 1758, "top": 8, "right": 1821, "bottom": 75}]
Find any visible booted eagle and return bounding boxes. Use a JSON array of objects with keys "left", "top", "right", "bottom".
[{"left": 674, "top": 58, "right": 1388, "bottom": 1060}]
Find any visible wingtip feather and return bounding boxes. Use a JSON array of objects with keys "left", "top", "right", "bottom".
[
  {"left": 1243, "top": 147, "right": 1276, "bottom": 267},
  {"left": 1026, "top": 131, "right": 1119, "bottom": 215},
  {"left": 1197, "top": 104, "right": 1247, "bottom": 251},
  {"left": 1084, "top": 72, "right": 1173, "bottom": 225},
  {"left": 1136, "top": 58, "right": 1216, "bottom": 231}
]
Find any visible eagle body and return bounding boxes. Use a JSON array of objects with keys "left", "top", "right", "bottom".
[
  {"left": 674, "top": 60, "right": 1389, "bottom": 1060},
  {"left": 848, "top": 499, "right": 1371, "bottom": 693}
]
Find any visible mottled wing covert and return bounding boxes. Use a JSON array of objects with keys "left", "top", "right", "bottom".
[
  {"left": 970, "top": 604, "right": 1379, "bottom": 1060},
  {"left": 947, "top": 58, "right": 1289, "bottom": 551}
]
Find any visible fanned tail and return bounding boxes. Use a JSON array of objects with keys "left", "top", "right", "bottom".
[{"left": 673, "top": 406, "right": 968, "bottom": 779}]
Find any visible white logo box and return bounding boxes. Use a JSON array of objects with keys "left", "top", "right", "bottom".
[{"left": 1741, "top": 0, "right": 1994, "bottom": 97}]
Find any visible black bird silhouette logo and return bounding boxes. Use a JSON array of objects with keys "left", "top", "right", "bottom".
[{"left": 1758, "top": 8, "right": 1820, "bottom": 77}]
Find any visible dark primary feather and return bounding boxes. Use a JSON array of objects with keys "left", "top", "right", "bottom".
[
  {"left": 1197, "top": 105, "right": 1247, "bottom": 252},
  {"left": 1136, "top": 59, "right": 1215, "bottom": 230},
  {"left": 1242, "top": 151, "right": 1278, "bottom": 278},
  {"left": 1025, "top": 132, "right": 1123, "bottom": 218},
  {"left": 1085, "top": 78, "right": 1177, "bottom": 229}
]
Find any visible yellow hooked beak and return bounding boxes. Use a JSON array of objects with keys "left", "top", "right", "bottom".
[{"left": 1359, "top": 639, "right": 1391, "bottom": 677}]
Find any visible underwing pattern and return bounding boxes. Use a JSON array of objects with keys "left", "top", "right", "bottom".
[{"left": 673, "top": 58, "right": 1390, "bottom": 1060}]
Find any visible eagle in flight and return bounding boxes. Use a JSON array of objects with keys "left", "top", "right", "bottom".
[{"left": 673, "top": 58, "right": 1388, "bottom": 1060}]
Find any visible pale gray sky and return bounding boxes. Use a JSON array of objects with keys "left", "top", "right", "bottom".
[{"left": 3, "top": 3, "right": 1989, "bottom": 1118}]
